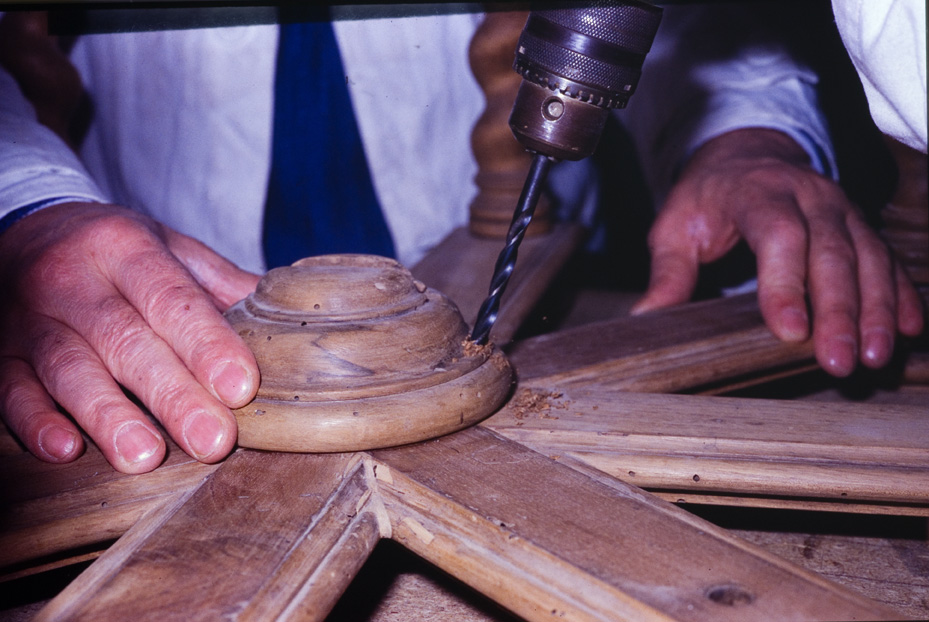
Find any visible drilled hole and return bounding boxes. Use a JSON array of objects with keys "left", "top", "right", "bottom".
[{"left": 706, "top": 584, "right": 754, "bottom": 606}]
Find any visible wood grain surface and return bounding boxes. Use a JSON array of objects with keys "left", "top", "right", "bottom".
[
  {"left": 37, "top": 450, "right": 381, "bottom": 622},
  {"left": 507, "top": 293, "right": 815, "bottom": 393},
  {"left": 373, "top": 427, "right": 898, "bottom": 622},
  {"left": 484, "top": 386, "right": 929, "bottom": 513}
]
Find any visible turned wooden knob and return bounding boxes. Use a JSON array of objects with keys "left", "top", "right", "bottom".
[{"left": 224, "top": 255, "right": 513, "bottom": 452}]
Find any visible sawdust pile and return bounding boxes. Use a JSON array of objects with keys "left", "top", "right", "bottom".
[
  {"left": 462, "top": 338, "right": 493, "bottom": 358},
  {"left": 509, "top": 388, "right": 567, "bottom": 423}
]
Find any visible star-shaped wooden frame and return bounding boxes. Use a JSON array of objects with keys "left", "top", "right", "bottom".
[{"left": 4, "top": 226, "right": 925, "bottom": 621}]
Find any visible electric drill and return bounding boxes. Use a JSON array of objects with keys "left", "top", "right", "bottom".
[{"left": 470, "top": 0, "right": 663, "bottom": 345}]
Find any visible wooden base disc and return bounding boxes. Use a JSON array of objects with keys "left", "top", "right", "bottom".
[
  {"left": 234, "top": 350, "right": 512, "bottom": 452},
  {"left": 225, "top": 255, "right": 514, "bottom": 452}
]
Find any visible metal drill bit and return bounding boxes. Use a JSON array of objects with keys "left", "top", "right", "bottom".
[{"left": 470, "top": 153, "right": 553, "bottom": 345}]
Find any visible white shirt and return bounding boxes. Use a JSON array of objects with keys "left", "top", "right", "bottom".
[{"left": 832, "top": 0, "right": 927, "bottom": 153}]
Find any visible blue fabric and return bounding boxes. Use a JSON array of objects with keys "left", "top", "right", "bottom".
[
  {"left": 262, "top": 19, "right": 395, "bottom": 269},
  {"left": 0, "top": 197, "right": 90, "bottom": 237}
]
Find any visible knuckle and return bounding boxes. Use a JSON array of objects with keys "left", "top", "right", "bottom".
[
  {"left": 90, "top": 298, "right": 153, "bottom": 372},
  {"left": 764, "top": 217, "right": 808, "bottom": 245},
  {"left": 148, "top": 381, "right": 201, "bottom": 422},
  {"left": 0, "top": 358, "right": 38, "bottom": 412},
  {"left": 82, "top": 211, "right": 153, "bottom": 246},
  {"left": 80, "top": 395, "right": 137, "bottom": 435},
  {"left": 143, "top": 280, "right": 207, "bottom": 323},
  {"left": 30, "top": 326, "right": 90, "bottom": 376}
]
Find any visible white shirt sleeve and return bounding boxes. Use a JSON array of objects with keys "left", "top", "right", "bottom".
[
  {"left": 618, "top": 4, "right": 837, "bottom": 206},
  {"left": 832, "top": 0, "right": 927, "bottom": 153},
  {"left": 0, "top": 65, "right": 108, "bottom": 219}
]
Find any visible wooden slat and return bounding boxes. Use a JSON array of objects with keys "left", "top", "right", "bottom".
[
  {"left": 0, "top": 439, "right": 218, "bottom": 571},
  {"left": 507, "top": 293, "right": 815, "bottom": 392},
  {"left": 735, "top": 524, "right": 929, "bottom": 620},
  {"left": 411, "top": 224, "right": 584, "bottom": 345},
  {"left": 36, "top": 450, "right": 381, "bottom": 622},
  {"left": 484, "top": 387, "right": 929, "bottom": 511},
  {"left": 372, "top": 427, "right": 898, "bottom": 622}
]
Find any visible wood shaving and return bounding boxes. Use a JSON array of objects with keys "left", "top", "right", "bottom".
[{"left": 462, "top": 338, "right": 493, "bottom": 358}]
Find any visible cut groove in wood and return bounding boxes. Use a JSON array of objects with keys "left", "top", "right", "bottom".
[{"left": 485, "top": 387, "right": 929, "bottom": 509}]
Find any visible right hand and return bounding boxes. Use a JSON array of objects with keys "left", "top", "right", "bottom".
[
  {"left": 0, "top": 202, "right": 261, "bottom": 473},
  {"left": 631, "top": 129, "right": 924, "bottom": 377}
]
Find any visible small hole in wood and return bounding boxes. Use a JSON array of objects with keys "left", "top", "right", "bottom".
[{"left": 706, "top": 584, "right": 754, "bottom": 606}]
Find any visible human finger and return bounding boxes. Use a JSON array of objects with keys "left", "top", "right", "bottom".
[
  {"left": 891, "top": 260, "right": 925, "bottom": 339},
  {"left": 631, "top": 242, "right": 700, "bottom": 315},
  {"left": 0, "top": 356, "right": 85, "bottom": 463},
  {"left": 631, "top": 194, "right": 711, "bottom": 315},
  {"left": 845, "top": 215, "right": 898, "bottom": 368},
  {"left": 104, "top": 240, "right": 258, "bottom": 410},
  {"left": 22, "top": 315, "right": 166, "bottom": 473},
  {"left": 805, "top": 208, "right": 860, "bottom": 377},
  {"left": 51, "top": 274, "right": 238, "bottom": 464},
  {"left": 736, "top": 199, "right": 811, "bottom": 342}
]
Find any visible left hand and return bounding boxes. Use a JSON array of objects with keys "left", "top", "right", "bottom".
[{"left": 631, "top": 128, "right": 924, "bottom": 377}]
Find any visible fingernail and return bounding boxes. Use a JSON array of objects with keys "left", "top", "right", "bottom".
[
  {"left": 211, "top": 361, "right": 253, "bottom": 407},
  {"left": 184, "top": 411, "right": 226, "bottom": 460},
  {"left": 779, "top": 307, "right": 809, "bottom": 341},
  {"left": 38, "top": 425, "right": 79, "bottom": 461},
  {"left": 862, "top": 328, "right": 893, "bottom": 367},
  {"left": 114, "top": 421, "right": 162, "bottom": 464},
  {"left": 824, "top": 335, "right": 857, "bottom": 377}
]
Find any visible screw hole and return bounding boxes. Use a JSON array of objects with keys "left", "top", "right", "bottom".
[{"left": 706, "top": 584, "right": 754, "bottom": 607}]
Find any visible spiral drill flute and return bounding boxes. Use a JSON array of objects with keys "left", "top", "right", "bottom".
[
  {"left": 469, "top": 1, "right": 662, "bottom": 344},
  {"left": 470, "top": 154, "right": 552, "bottom": 345}
]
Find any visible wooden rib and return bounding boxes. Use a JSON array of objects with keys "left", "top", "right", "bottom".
[
  {"left": 483, "top": 387, "right": 929, "bottom": 509},
  {"left": 36, "top": 450, "right": 381, "bottom": 622},
  {"left": 0, "top": 439, "right": 218, "bottom": 571},
  {"left": 411, "top": 224, "right": 584, "bottom": 345},
  {"left": 647, "top": 492, "right": 929, "bottom": 517},
  {"left": 372, "top": 427, "right": 898, "bottom": 622},
  {"left": 507, "top": 293, "right": 815, "bottom": 392}
]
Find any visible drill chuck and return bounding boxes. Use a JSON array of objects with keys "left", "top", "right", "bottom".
[
  {"left": 509, "top": 0, "right": 662, "bottom": 161},
  {"left": 470, "top": 1, "right": 663, "bottom": 344}
]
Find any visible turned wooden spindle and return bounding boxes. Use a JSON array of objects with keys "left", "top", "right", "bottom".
[
  {"left": 881, "top": 138, "right": 929, "bottom": 287},
  {"left": 224, "top": 255, "right": 513, "bottom": 452},
  {"left": 468, "top": 9, "right": 551, "bottom": 238}
]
